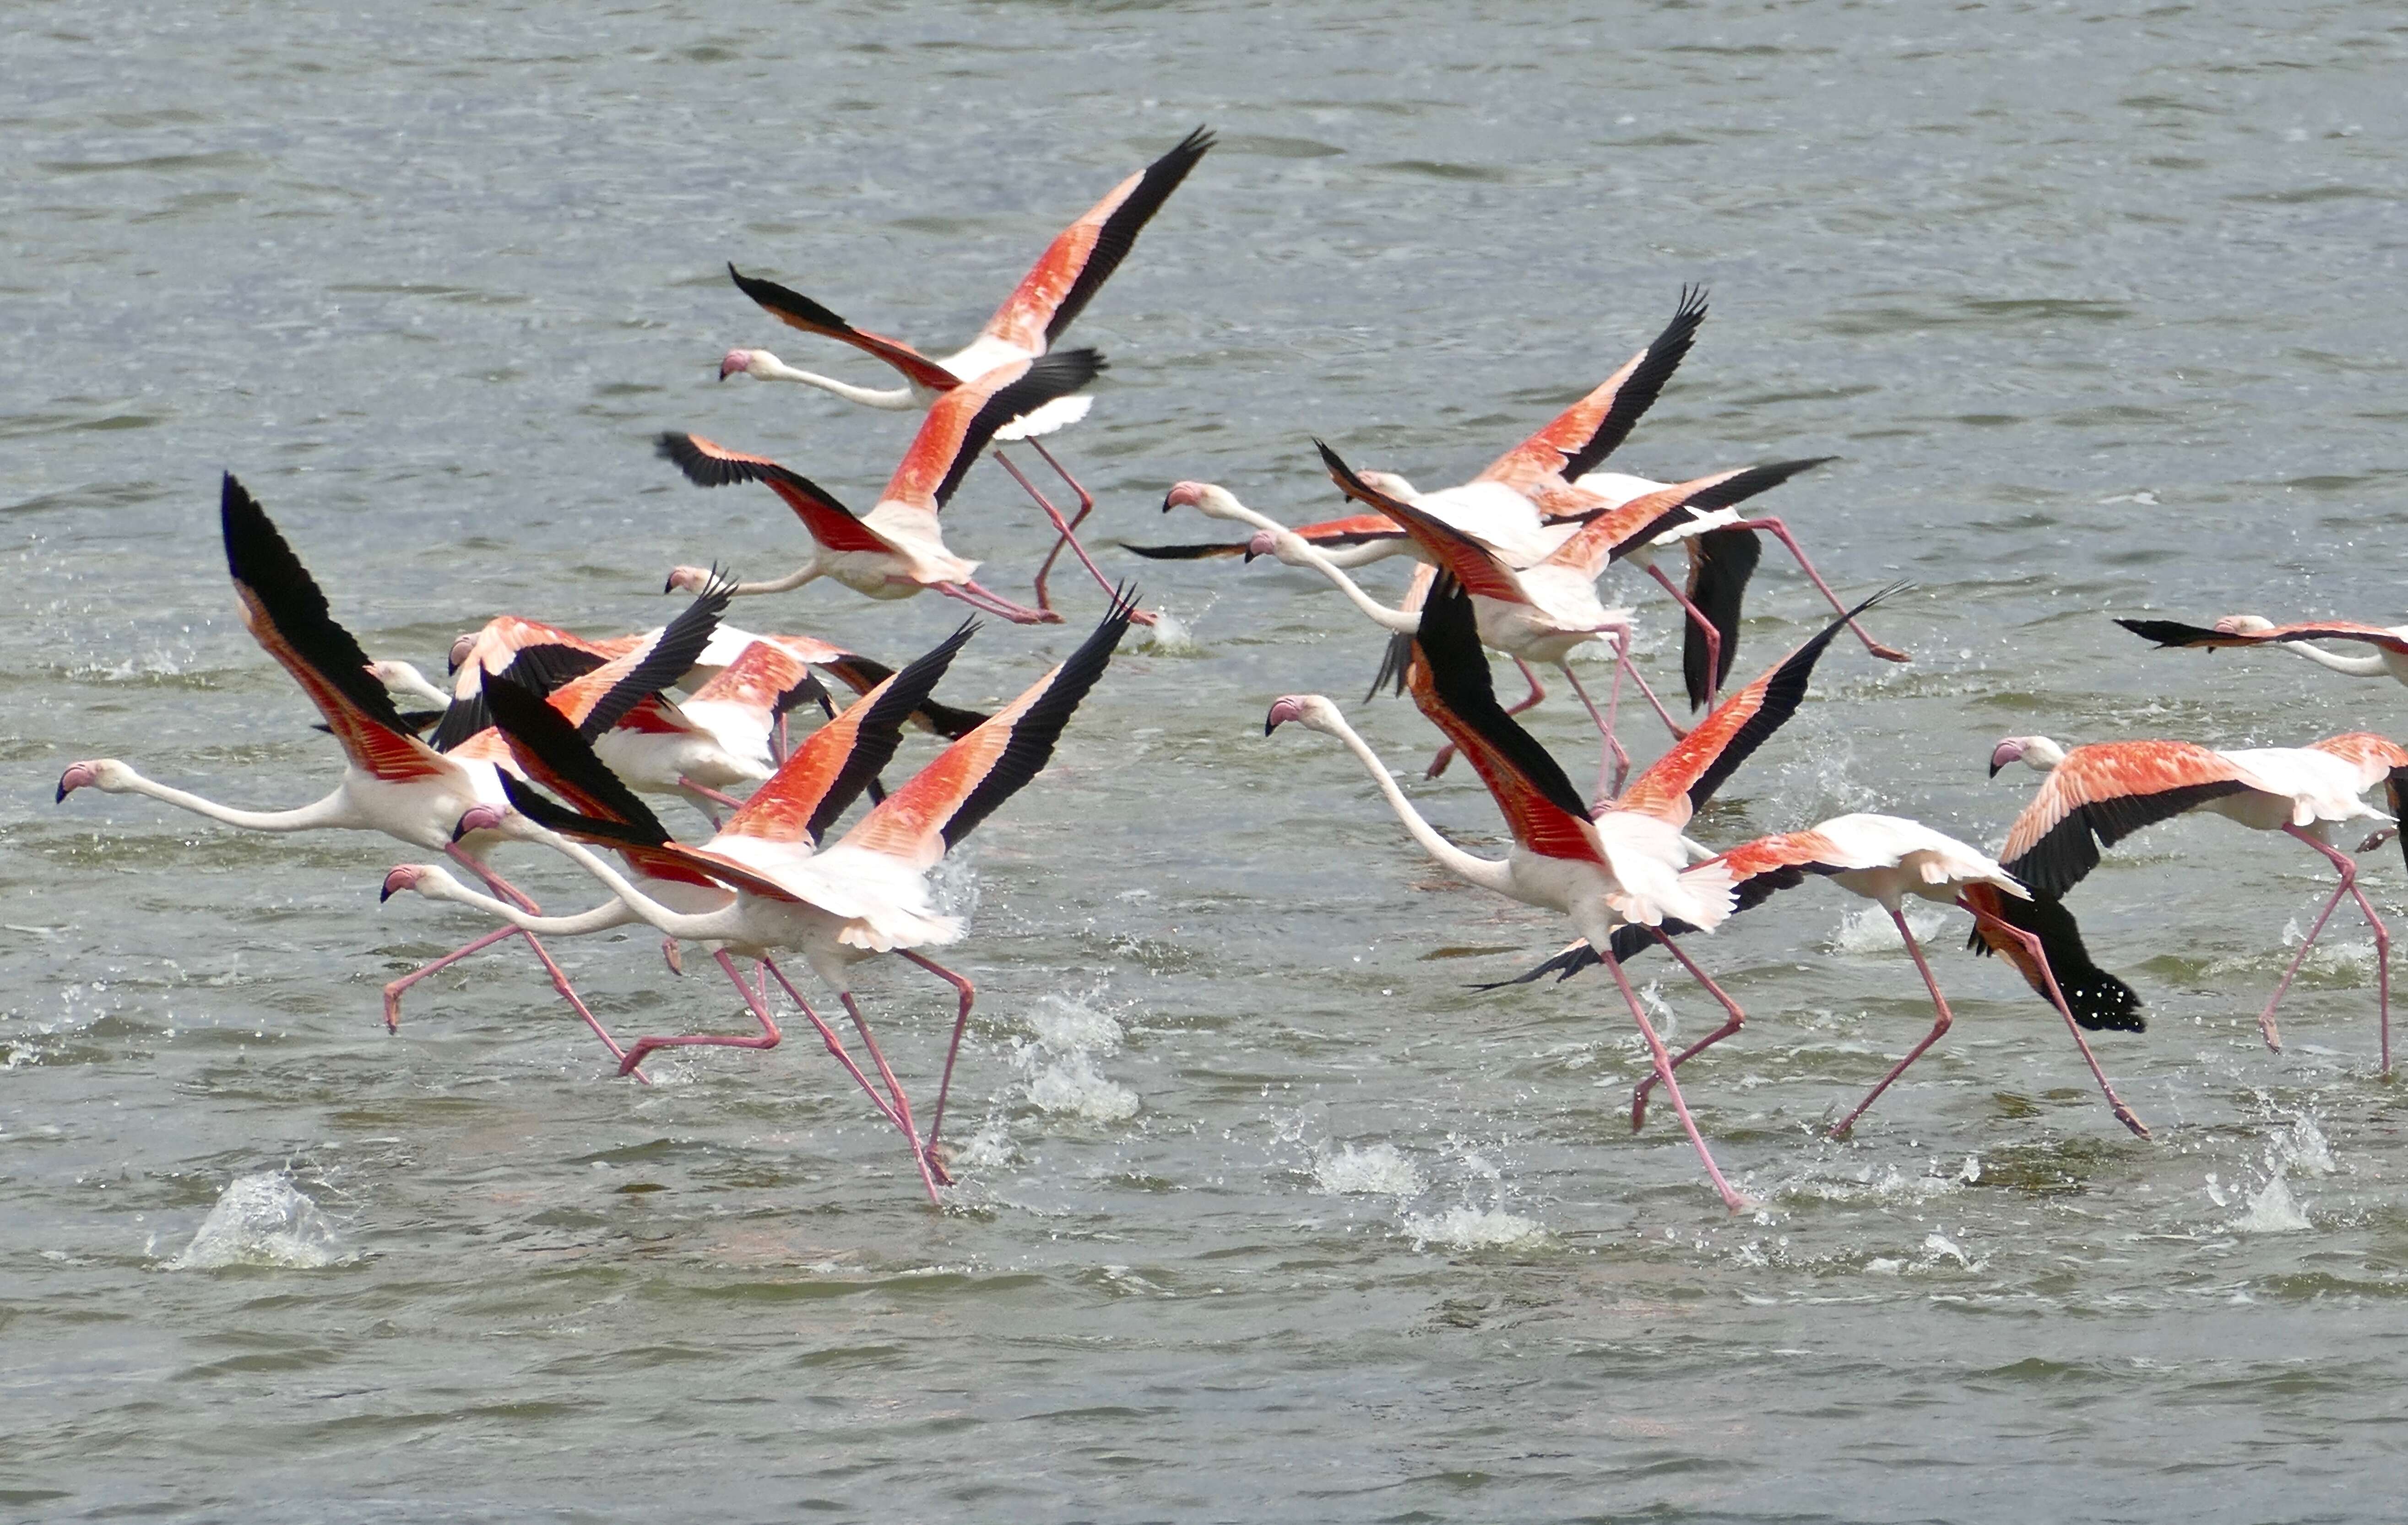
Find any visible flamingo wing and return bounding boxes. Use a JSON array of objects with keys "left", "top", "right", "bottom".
[
  {"left": 494, "top": 769, "right": 801, "bottom": 901},
  {"left": 1962, "top": 881, "right": 2143, "bottom": 1032},
  {"left": 1479, "top": 285, "right": 1708, "bottom": 490},
  {"left": 1405, "top": 574, "right": 1603, "bottom": 865},
  {"left": 1315, "top": 442, "right": 1529, "bottom": 604},
  {"left": 656, "top": 433, "right": 898, "bottom": 556},
  {"left": 882, "top": 349, "right": 1108, "bottom": 512},
  {"left": 2117, "top": 616, "right": 2408, "bottom": 656},
  {"left": 1997, "top": 740, "right": 2258, "bottom": 897},
  {"left": 1616, "top": 583, "right": 1904, "bottom": 826},
  {"left": 840, "top": 589, "right": 1139, "bottom": 866},
  {"left": 685, "top": 640, "right": 827, "bottom": 726},
  {"left": 1548, "top": 457, "right": 1830, "bottom": 577},
  {"left": 819, "top": 654, "right": 991, "bottom": 739},
  {"left": 484, "top": 676, "right": 675, "bottom": 842},
  {"left": 427, "top": 641, "right": 607, "bottom": 754},
  {"left": 1680, "top": 526, "right": 1763, "bottom": 708},
  {"left": 1288, "top": 512, "right": 1414, "bottom": 547},
  {"left": 1122, "top": 540, "right": 1252, "bottom": 561},
  {"left": 220, "top": 474, "right": 450, "bottom": 785},
  {"left": 716, "top": 621, "right": 979, "bottom": 846},
  {"left": 549, "top": 575, "right": 734, "bottom": 741},
  {"left": 982, "top": 126, "right": 1216, "bottom": 352},
  {"left": 724, "top": 264, "right": 962, "bottom": 393}
]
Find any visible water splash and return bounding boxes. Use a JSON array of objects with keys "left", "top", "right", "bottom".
[
  {"left": 165, "top": 1173, "right": 347, "bottom": 1270},
  {"left": 1831, "top": 903, "right": 1950, "bottom": 955},
  {"left": 1142, "top": 604, "right": 1209, "bottom": 656},
  {"left": 1399, "top": 1204, "right": 1543, "bottom": 1251},
  {"left": 1013, "top": 987, "right": 1138, "bottom": 1122},
  {"left": 1313, "top": 1141, "right": 1425, "bottom": 1197},
  {"left": 2234, "top": 1173, "right": 2312, "bottom": 1234}
]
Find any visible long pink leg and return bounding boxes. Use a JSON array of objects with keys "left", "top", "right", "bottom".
[
  {"left": 1964, "top": 898, "right": 2149, "bottom": 1140},
  {"left": 994, "top": 449, "right": 1154, "bottom": 624},
  {"left": 431, "top": 845, "right": 643, "bottom": 1080},
  {"left": 1429, "top": 660, "right": 1544, "bottom": 778},
  {"left": 837, "top": 991, "right": 943, "bottom": 1203},
  {"left": 902, "top": 949, "right": 977, "bottom": 1180},
  {"left": 2254, "top": 826, "right": 2364, "bottom": 1054},
  {"left": 1599, "top": 944, "right": 1748, "bottom": 1211},
  {"left": 1556, "top": 659, "right": 1632, "bottom": 807},
  {"left": 1021, "top": 439, "right": 1099, "bottom": 614},
  {"left": 1630, "top": 933, "right": 1749, "bottom": 1131},
  {"left": 614, "top": 950, "right": 784, "bottom": 1076},
  {"left": 1646, "top": 562, "right": 1723, "bottom": 704},
  {"left": 757, "top": 960, "right": 906, "bottom": 1130},
  {"left": 1728, "top": 517, "right": 1908, "bottom": 662},
  {"left": 1827, "top": 906, "right": 1955, "bottom": 1138},
  {"left": 2341, "top": 880, "right": 2392, "bottom": 1073},
  {"left": 678, "top": 778, "right": 747, "bottom": 814},
  {"left": 382, "top": 924, "right": 518, "bottom": 1030},
  {"left": 935, "top": 579, "right": 1064, "bottom": 625}
]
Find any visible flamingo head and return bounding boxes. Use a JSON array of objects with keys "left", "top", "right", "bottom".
[
  {"left": 1264, "top": 693, "right": 1340, "bottom": 736},
  {"left": 54, "top": 759, "right": 121, "bottom": 801},
  {"left": 1244, "top": 529, "right": 1277, "bottom": 562},
  {"left": 718, "top": 348, "right": 759, "bottom": 381},
  {"left": 1989, "top": 735, "right": 2067, "bottom": 777},
  {"left": 1162, "top": 480, "right": 1211, "bottom": 513},
  {"left": 2212, "top": 614, "right": 2275, "bottom": 636},
  {"left": 447, "top": 632, "right": 478, "bottom": 673},
  {"left": 452, "top": 804, "right": 509, "bottom": 840},
  {"left": 380, "top": 865, "right": 426, "bottom": 902},
  {"left": 663, "top": 565, "right": 715, "bottom": 595}
]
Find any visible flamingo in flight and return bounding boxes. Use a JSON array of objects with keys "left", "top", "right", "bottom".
[
  {"left": 54, "top": 476, "right": 726, "bottom": 1075},
  {"left": 662, "top": 350, "right": 1125, "bottom": 623},
  {"left": 1269, "top": 573, "right": 1899, "bottom": 1211},
  {"left": 395, "top": 591, "right": 1143, "bottom": 1200},
  {"left": 1989, "top": 730, "right": 2408, "bottom": 1072},
  {"left": 2120, "top": 614, "right": 2408, "bottom": 687},
  {"left": 721, "top": 126, "right": 1215, "bottom": 611},
  {"left": 1478, "top": 815, "right": 2152, "bottom": 1141}
]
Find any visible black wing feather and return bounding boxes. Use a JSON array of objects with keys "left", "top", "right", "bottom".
[
  {"left": 1045, "top": 125, "right": 1215, "bottom": 344},
  {"left": 1557, "top": 285, "right": 1709, "bottom": 481},
  {"left": 821, "top": 654, "right": 991, "bottom": 738},
  {"left": 941, "top": 586, "right": 1139, "bottom": 848},
  {"left": 2114, "top": 617, "right": 2225, "bottom": 649},
  {"left": 219, "top": 473, "right": 415, "bottom": 735},
  {"left": 427, "top": 642, "right": 607, "bottom": 754},
  {"left": 808, "top": 621, "right": 978, "bottom": 844},
  {"left": 1968, "top": 892, "right": 2144, "bottom": 1033},
  {"left": 485, "top": 677, "right": 674, "bottom": 846},
  {"left": 1414, "top": 573, "right": 1593, "bottom": 826},
  {"left": 1684, "top": 583, "right": 1906, "bottom": 815},
  {"left": 2002, "top": 780, "right": 2253, "bottom": 898},
  {"left": 1682, "top": 527, "right": 1761, "bottom": 710},
  {"left": 937, "top": 349, "right": 1109, "bottom": 509}
]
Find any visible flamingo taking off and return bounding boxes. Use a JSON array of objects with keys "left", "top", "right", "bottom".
[
  {"left": 1990, "top": 731, "right": 2408, "bottom": 1071},
  {"left": 721, "top": 126, "right": 1214, "bottom": 610},
  {"left": 1477, "top": 815, "right": 2152, "bottom": 1140},
  {"left": 54, "top": 476, "right": 727, "bottom": 1075},
  {"left": 662, "top": 350, "right": 1124, "bottom": 623}
]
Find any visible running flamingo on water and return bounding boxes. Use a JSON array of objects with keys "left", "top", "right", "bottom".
[
  {"left": 1989, "top": 730, "right": 2408, "bottom": 1072},
  {"left": 721, "top": 126, "right": 1214, "bottom": 610},
  {"left": 54, "top": 476, "right": 724, "bottom": 1074},
  {"left": 662, "top": 350, "right": 1123, "bottom": 622},
  {"left": 391, "top": 592, "right": 1143, "bottom": 1200},
  {"left": 1268, "top": 573, "right": 1900, "bottom": 1211}
]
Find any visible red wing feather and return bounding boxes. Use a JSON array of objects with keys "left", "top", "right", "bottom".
[
  {"left": 982, "top": 126, "right": 1214, "bottom": 351},
  {"left": 657, "top": 433, "right": 895, "bottom": 555},
  {"left": 726, "top": 264, "right": 961, "bottom": 393},
  {"left": 1315, "top": 442, "right": 1529, "bottom": 605}
]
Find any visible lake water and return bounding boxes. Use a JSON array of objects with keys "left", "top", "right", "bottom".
[{"left": 6, "top": 2, "right": 2406, "bottom": 1520}]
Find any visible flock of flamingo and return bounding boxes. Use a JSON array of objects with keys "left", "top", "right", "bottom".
[{"left": 54, "top": 127, "right": 2406, "bottom": 1210}]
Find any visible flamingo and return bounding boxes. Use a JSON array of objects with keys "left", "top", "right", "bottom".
[
  {"left": 54, "top": 476, "right": 727, "bottom": 1074},
  {"left": 1268, "top": 573, "right": 1899, "bottom": 1211},
  {"left": 1990, "top": 730, "right": 2408, "bottom": 1071},
  {"left": 387, "top": 622, "right": 980, "bottom": 1152},
  {"left": 721, "top": 126, "right": 1215, "bottom": 610},
  {"left": 662, "top": 350, "right": 1122, "bottom": 623},
  {"left": 1475, "top": 815, "right": 2152, "bottom": 1140},
  {"left": 400, "top": 592, "right": 1142, "bottom": 1199}
]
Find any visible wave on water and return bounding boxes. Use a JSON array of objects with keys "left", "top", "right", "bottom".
[
  {"left": 1829, "top": 903, "right": 1951, "bottom": 956},
  {"left": 1014, "top": 987, "right": 1138, "bottom": 1122},
  {"left": 1312, "top": 1141, "right": 1425, "bottom": 1197},
  {"left": 165, "top": 1173, "right": 348, "bottom": 1270}
]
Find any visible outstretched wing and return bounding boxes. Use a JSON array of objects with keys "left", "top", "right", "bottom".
[
  {"left": 1615, "top": 583, "right": 1905, "bottom": 827},
  {"left": 982, "top": 126, "right": 1216, "bottom": 351},
  {"left": 725, "top": 264, "right": 961, "bottom": 393},
  {"left": 1316, "top": 441, "right": 1529, "bottom": 604},
  {"left": 716, "top": 621, "right": 979, "bottom": 846},
  {"left": 1963, "top": 882, "right": 2144, "bottom": 1033},
  {"left": 1479, "top": 286, "right": 1708, "bottom": 490},
  {"left": 656, "top": 433, "right": 896, "bottom": 556},
  {"left": 2117, "top": 616, "right": 2408, "bottom": 656},
  {"left": 882, "top": 350, "right": 1108, "bottom": 513},
  {"left": 839, "top": 589, "right": 1139, "bottom": 867},
  {"left": 220, "top": 473, "right": 450, "bottom": 784},
  {"left": 1996, "top": 740, "right": 2259, "bottom": 898}
]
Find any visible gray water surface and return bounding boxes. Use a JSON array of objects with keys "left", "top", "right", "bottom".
[{"left": 6, "top": 3, "right": 2407, "bottom": 1520}]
